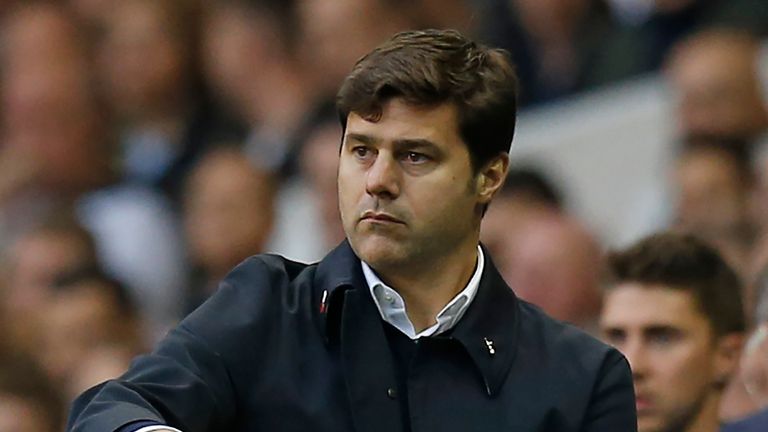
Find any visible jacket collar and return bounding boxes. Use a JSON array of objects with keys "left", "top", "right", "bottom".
[
  {"left": 449, "top": 246, "right": 521, "bottom": 397},
  {"left": 315, "top": 241, "right": 520, "bottom": 397},
  {"left": 313, "top": 240, "right": 366, "bottom": 343}
]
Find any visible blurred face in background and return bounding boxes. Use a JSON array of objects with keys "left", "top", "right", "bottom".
[
  {"left": 0, "top": 395, "right": 53, "bottom": 432},
  {"left": 672, "top": 145, "right": 755, "bottom": 276},
  {"left": 674, "top": 147, "right": 750, "bottom": 237},
  {"left": 202, "top": 3, "right": 278, "bottom": 121},
  {"left": 300, "top": 119, "right": 344, "bottom": 248},
  {"left": 184, "top": 148, "right": 275, "bottom": 278},
  {"left": 601, "top": 284, "right": 738, "bottom": 432},
  {"left": 1, "top": 71, "right": 106, "bottom": 192},
  {"left": 5, "top": 231, "right": 93, "bottom": 314},
  {"left": 0, "top": 3, "right": 86, "bottom": 78},
  {"left": 99, "top": 0, "right": 192, "bottom": 119},
  {"left": 298, "top": 0, "right": 414, "bottom": 97},
  {"left": 3, "top": 229, "right": 96, "bottom": 355},
  {"left": 667, "top": 32, "right": 768, "bottom": 140},
  {"left": 38, "top": 279, "right": 140, "bottom": 386},
  {"left": 484, "top": 212, "right": 603, "bottom": 328},
  {"left": 0, "top": 4, "right": 107, "bottom": 193}
]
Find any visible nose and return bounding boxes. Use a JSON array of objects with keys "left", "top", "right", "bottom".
[
  {"left": 365, "top": 152, "right": 400, "bottom": 199},
  {"left": 622, "top": 341, "right": 649, "bottom": 381}
]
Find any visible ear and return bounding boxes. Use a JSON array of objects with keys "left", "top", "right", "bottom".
[
  {"left": 713, "top": 332, "right": 745, "bottom": 389},
  {"left": 476, "top": 153, "right": 509, "bottom": 204}
]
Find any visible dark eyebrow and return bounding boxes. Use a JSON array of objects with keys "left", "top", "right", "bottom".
[
  {"left": 344, "top": 133, "right": 377, "bottom": 146},
  {"left": 601, "top": 327, "right": 625, "bottom": 338},
  {"left": 643, "top": 325, "right": 682, "bottom": 337},
  {"left": 393, "top": 138, "right": 440, "bottom": 151}
]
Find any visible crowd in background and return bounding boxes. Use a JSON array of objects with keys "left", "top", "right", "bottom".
[{"left": 0, "top": 0, "right": 767, "bottom": 430}]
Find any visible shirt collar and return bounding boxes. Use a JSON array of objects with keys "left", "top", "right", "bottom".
[
  {"left": 361, "top": 246, "right": 484, "bottom": 339},
  {"left": 315, "top": 241, "right": 522, "bottom": 397}
]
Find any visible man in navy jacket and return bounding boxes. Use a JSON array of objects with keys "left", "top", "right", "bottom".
[{"left": 68, "top": 29, "right": 637, "bottom": 432}]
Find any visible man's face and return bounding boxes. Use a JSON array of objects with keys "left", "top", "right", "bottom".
[
  {"left": 674, "top": 149, "right": 747, "bottom": 235},
  {"left": 668, "top": 39, "right": 767, "bottom": 139},
  {"left": 338, "top": 99, "right": 495, "bottom": 272},
  {"left": 600, "top": 284, "right": 728, "bottom": 432}
]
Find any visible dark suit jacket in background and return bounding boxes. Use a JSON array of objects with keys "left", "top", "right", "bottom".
[{"left": 67, "top": 241, "right": 637, "bottom": 431}]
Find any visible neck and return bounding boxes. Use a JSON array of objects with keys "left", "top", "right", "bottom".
[
  {"left": 681, "top": 393, "right": 722, "bottom": 432},
  {"left": 376, "top": 239, "right": 480, "bottom": 333}
]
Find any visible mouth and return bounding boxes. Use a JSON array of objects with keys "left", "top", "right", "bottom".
[
  {"left": 360, "top": 211, "right": 405, "bottom": 225},
  {"left": 635, "top": 394, "right": 654, "bottom": 414}
]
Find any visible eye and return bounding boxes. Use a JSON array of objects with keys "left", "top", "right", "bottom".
[
  {"left": 647, "top": 328, "right": 681, "bottom": 347},
  {"left": 404, "top": 151, "right": 429, "bottom": 164},
  {"left": 602, "top": 328, "right": 626, "bottom": 346},
  {"left": 352, "top": 146, "right": 373, "bottom": 160}
]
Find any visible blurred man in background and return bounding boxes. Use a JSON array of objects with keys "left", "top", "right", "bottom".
[
  {"left": 482, "top": 167, "right": 603, "bottom": 331},
  {"left": 671, "top": 137, "right": 758, "bottom": 277},
  {"left": 600, "top": 232, "right": 755, "bottom": 432},
  {"left": 666, "top": 29, "right": 768, "bottom": 142},
  {"left": 38, "top": 268, "right": 145, "bottom": 400},
  {"left": 182, "top": 146, "right": 275, "bottom": 312},
  {"left": 0, "top": 211, "right": 98, "bottom": 357}
]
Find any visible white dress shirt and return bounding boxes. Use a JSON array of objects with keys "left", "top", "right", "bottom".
[{"left": 362, "top": 245, "right": 484, "bottom": 339}]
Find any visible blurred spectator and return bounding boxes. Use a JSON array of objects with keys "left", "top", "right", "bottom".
[
  {"left": 297, "top": 0, "right": 417, "bottom": 103},
  {"left": 480, "top": 0, "right": 615, "bottom": 105},
  {"left": 202, "top": 0, "right": 309, "bottom": 175},
  {"left": 482, "top": 166, "right": 564, "bottom": 248},
  {"left": 0, "top": 354, "right": 64, "bottom": 432},
  {"left": 671, "top": 137, "right": 757, "bottom": 276},
  {"left": 0, "top": 210, "right": 98, "bottom": 357},
  {"left": 98, "top": 0, "right": 235, "bottom": 202},
  {"left": 597, "top": 0, "right": 768, "bottom": 87},
  {"left": 488, "top": 213, "right": 603, "bottom": 330},
  {"left": 298, "top": 111, "right": 345, "bottom": 249},
  {"left": 262, "top": 106, "right": 341, "bottom": 263},
  {"left": 0, "top": 2, "right": 188, "bottom": 337},
  {"left": 482, "top": 0, "right": 768, "bottom": 106},
  {"left": 38, "top": 267, "right": 144, "bottom": 400},
  {"left": 666, "top": 28, "right": 768, "bottom": 141},
  {"left": 183, "top": 146, "right": 276, "bottom": 311},
  {"left": 0, "top": 2, "right": 90, "bottom": 83},
  {"left": 481, "top": 167, "right": 602, "bottom": 330},
  {"left": 601, "top": 232, "right": 747, "bottom": 432},
  {"left": 482, "top": 167, "right": 563, "bottom": 262}
]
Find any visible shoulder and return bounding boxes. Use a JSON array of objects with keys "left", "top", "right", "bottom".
[
  {"left": 722, "top": 409, "right": 768, "bottom": 432},
  {"left": 180, "top": 254, "right": 320, "bottom": 341},
  {"left": 513, "top": 301, "right": 636, "bottom": 428},
  {"left": 516, "top": 300, "right": 625, "bottom": 376},
  {"left": 221, "top": 253, "right": 316, "bottom": 294}
]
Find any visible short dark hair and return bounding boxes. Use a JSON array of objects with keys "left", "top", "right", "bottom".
[
  {"left": 500, "top": 166, "right": 563, "bottom": 208},
  {"left": 606, "top": 232, "right": 746, "bottom": 336},
  {"left": 51, "top": 266, "right": 138, "bottom": 320},
  {"left": 336, "top": 29, "right": 518, "bottom": 171}
]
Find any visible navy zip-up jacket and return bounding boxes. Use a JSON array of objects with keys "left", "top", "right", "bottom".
[{"left": 67, "top": 241, "right": 637, "bottom": 431}]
